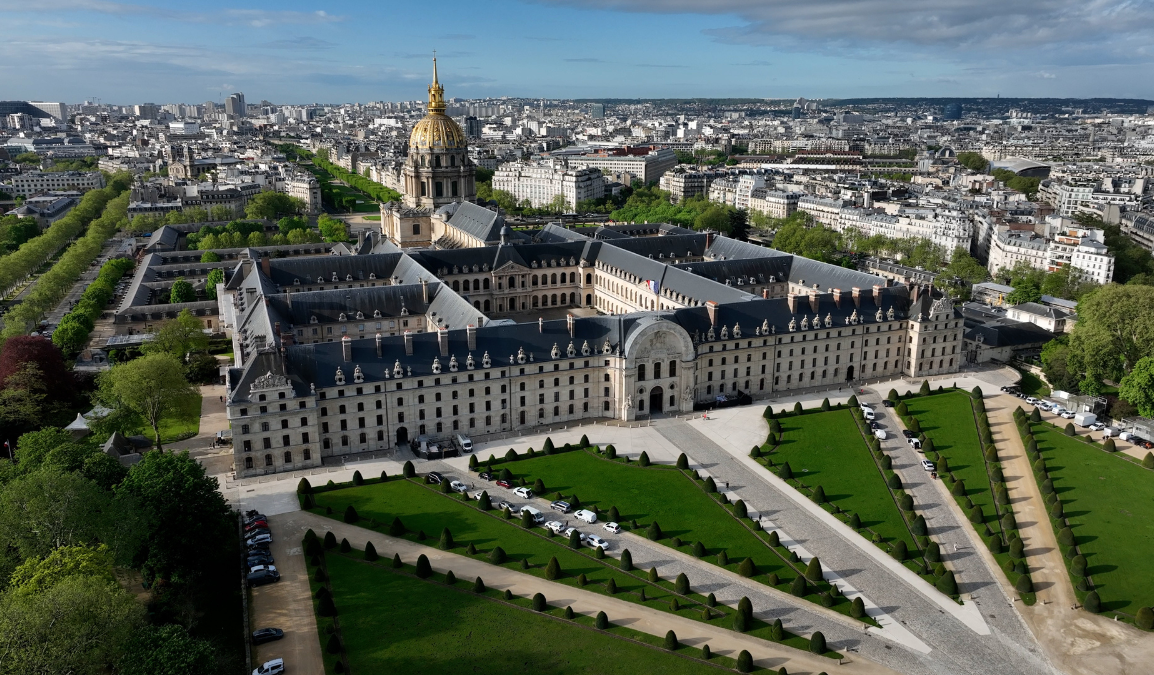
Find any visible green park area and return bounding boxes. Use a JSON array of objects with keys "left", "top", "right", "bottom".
[
  {"left": 759, "top": 408, "right": 920, "bottom": 559},
  {"left": 903, "top": 390, "right": 1036, "bottom": 601},
  {"left": 311, "top": 550, "right": 755, "bottom": 674},
  {"left": 303, "top": 455, "right": 848, "bottom": 658},
  {"left": 1024, "top": 419, "right": 1154, "bottom": 618},
  {"left": 155, "top": 391, "right": 202, "bottom": 444}
]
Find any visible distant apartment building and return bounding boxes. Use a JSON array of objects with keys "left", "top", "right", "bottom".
[
  {"left": 133, "top": 103, "right": 160, "bottom": 120},
  {"left": 748, "top": 190, "right": 801, "bottom": 219},
  {"left": 286, "top": 175, "right": 322, "bottom": 215},
  {"left": 734, "top": 175, "right": 766, "bottom": 211},
  {"left": 27, "top": 101, "right": 67, "bottom": 121},
  {"left": 225, "top": 93, "right": 246, "bottom": 117},
  {"left": 986, "top": 222, "right": 1114, "bottom": 284},
  {"left": 1038, "top": 182, "right": 1094, "bottom": 216},
  {"left": 1120, "top": 211, "right": 1154, "bottom": 252},
  {"left": 659, "top": 167, "right": 725, "bottom": 203},
  {"left": 492, "top": 160, "right": 604, "bottom": 208},
  {"left": 988, "top": 230, "right": 1050, "bottom": 275},
  {"left": 563, "top": 147, "right": 677, "bottom": 184},
  {"left": 796, "top": 196, "right": 848, "bottom": 227},
  {"left": 9, "top": 171, "right": 105, "bottom": 197}
]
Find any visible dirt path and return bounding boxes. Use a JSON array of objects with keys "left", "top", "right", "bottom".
[
  {"left": 986, "top": 394, "right": 1154, "bottom": 675},
  {"left": 285, "top": 510, "right": 900, "bottom": 675}
]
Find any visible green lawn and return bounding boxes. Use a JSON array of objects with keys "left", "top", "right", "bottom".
[
  {"left": 307, "top": 473, "right": 848, "bottom": 651},
  {"left": 1028, "top": 421, "right": 1154, "bottom": 615},
  {"left": 316, "top": 551, "right": 740, "bottom": 674},
  {"left": 157, "top": 391, "right": 201, "bottom": 443},
  {"left": 1015, "top": 368, "right": 1050, "bottom": 397},
  {"left": 905, "top": 392, "right": 1001, "bottom": 538},
  {"left": 765, "top": 409, "right": 918, "bottom": 553},
  {"left": 360, "top": 215, "right": 381, "bottom": 221}
]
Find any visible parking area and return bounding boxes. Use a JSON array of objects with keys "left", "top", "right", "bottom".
[{"left": 246, "top": 512, "right": 325, "bottom": 675}]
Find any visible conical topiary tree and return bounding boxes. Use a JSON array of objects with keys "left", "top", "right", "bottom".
[
  {"left": 343, "top": 505, "right": 359, "bottom": 523},
  {"left": 1071, "top": 554, "right": 1087, "bottom": 577},
  {"left": 620, "top": 548, "right": 632, "bottom": 571},
  {"left": 532, "top": 592, "right": 547, "bottom": 611},
  {"left": 352, "top": 470, "right": 363, "bottom": 486},
  {"left": 887, "top": 473, "right": 902, "bottom": 489},
  {"left": 488, "top": 546, "right": 506, "bottom": 564},
  {"left": 924, "top": 541, "right": 940, "bottom": 563},
  {"left": 704, "top": 476, "right": 717, "bottom": 492},
  {"left": 1104, "top": 439, "right": 1116, "bottom": 452},
  {"left": 638, "top": 451, "right": 650, "bottom": 467},
  {"left": 793, "top": 401, "right": 804, "bottom": 415},
  {"left": 718, "top": 550, "right": 729, "bottom": 567},
  {"left": 1085, "top": 591, "right": 1101, "bottom": 613},
  {"left": 542, "top": 437, "right": 555, "bottom": 455},
  {"left": 892, "top": 540, "right": 907, "bottom": 561},
  {"left": 734, "top": 499, "right": 748, "bottom": 518},
  {"left": 1144, "top": 452, "right": 1154, "bottom": 469},
  {"left": 850, "top": 597, "right": 865, "bottom": 618},
  {"left": 737, "top": 650, "right": 753, "bottom": 673},
  {"left": 821, "top": 397, "right": 831, "bottom": 411},
  {"left": 770, "top": 617, "right": 784, "bottom": 641},
  {"left": 849, "top": 512, "right": 861, "bottom": 529},
  {"left": 389, "top": 517, "right": 405, "bottom": 536},
  {"left": 1136, "top": 606, "right": 1154, "bottom": 630},
  {"left": 439, "top": 527, "right": 454, "bottom": 550},
  {"left": 936, "top": 570, "right": 957, "bottom": 595},
  {"left": 676, "top": 453, "right": 689, "bottom": 469},
  {"left": 732, "top": 608, "right": 749, "bottom": 632},
  {"left": 912, "top": 514, "right": 928, "bottom": 536},
  {"left": 416, "top": 554, "right": 432, "bottom": 578},
  {"left": 919, "top": 380, "right": 931, "bottom": 396},
  {"left": 812, "top": 486, "right": 827, "bottom": 503},
  {"left": 805, "top": 556, "right": 823, "bottom": 581},
  {"left": 595, "top": 611, "right": 609, "bottom": 629},
  {"left": 326, "top": 633, "right": 342, "bottom": 654},
  {"left": 738, "top": 557, "right": 757, "bottom": 577},
  {"left": 324, "top": 531, "right": 337, "bottom": 549},
  {"left": 403, "top": 460, "right": 415, "bottom": 478},
  {"left": 647, "top": 521, "right": 662, "bottom": 540},
  {"left": 364, "top": 541, "right": 378, "bottom": 561},
  {"left": 809, "top": 631, "right": 826, "bottom": 654},
  {"left": 790, "top": 575, "right": 808, "bottom": 597},
  {"left": 663, "top": 630, "right": 678, "bottom": 650},
  {"left": 297, "top": 477, "right": 312, "bottom": 494},
  {"left": 692, "top": 541, "right": 706, "bottom": 557},
  {"left": 780, "top": 462, "right": 793, "bottom": 480},
  {"left": 952, "top": 478, "right": 967, "bottom": 497}
]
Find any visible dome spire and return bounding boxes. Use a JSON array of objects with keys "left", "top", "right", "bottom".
[{"left": 427, "top": 51, "right": 445, "bottom": 114}]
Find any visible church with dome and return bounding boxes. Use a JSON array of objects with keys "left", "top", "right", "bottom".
[{"left": 380, "top": 57, "right": 511, "bottom": 249}]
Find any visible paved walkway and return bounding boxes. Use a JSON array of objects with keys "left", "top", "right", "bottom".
[
  {"left": 986, "top": 394, "right": 1154, "bottom": 675},
  {"left": 286, "top": 510, "right": 899, "bottom": 675}
]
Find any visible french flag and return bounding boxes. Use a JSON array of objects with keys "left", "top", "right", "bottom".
[{"left": 644, "top": 279, "right": 660, "bottom": 294}]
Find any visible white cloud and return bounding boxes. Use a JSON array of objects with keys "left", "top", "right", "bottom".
[{"left": 0, "top": 1, "right": 345, "bottom": 26}]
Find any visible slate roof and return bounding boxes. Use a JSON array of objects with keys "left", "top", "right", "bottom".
[{"left": 447, "top": 201, "right": 506, "bottom": 243}]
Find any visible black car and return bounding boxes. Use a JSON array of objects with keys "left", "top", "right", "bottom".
[
  {"left": 882, "top": 400, "right": 894, "bottom": 408},
  {"left": 869, "top": 421, "right": 881, "bottom": 430},
  {"left": 252, "top": 628, "right": 285, "bottom": 645},
  {"left": 427, "top": 471, "right": 444, "bottom": 484},
  {"left": 248, "top": 570, "right": 280, "bottom": 586},
  {"left": 902, "top": 429, "right": 915, "bottom": 439},
  {"left": 247, "top": 553, "right": 274, "bottom": 567},
  {"left": 478, "top": 471, "right": 493, "bottom": 481},
  {"left": 247, "top": 543, "right": 272, "bottom": 556}
]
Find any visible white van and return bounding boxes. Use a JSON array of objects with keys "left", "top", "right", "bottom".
[
  {"left": 574, "top": 509, "right": 597, "bottom": 524},
  {"left": 518, "top": 505, "right": 545, "bottom": 524},
  {"left": 873, "top": 429, "right": 887, "bottom": 440},
  {"left": 456, "top": 434, "right": 473, "bottom": 453}
]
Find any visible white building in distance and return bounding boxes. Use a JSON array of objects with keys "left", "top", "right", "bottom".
[{"left": 492, "top": 160, "right": 604, "bottom": 209}]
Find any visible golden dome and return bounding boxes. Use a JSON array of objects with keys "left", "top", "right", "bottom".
[{"left": 409, "top": 56, "right": 466, "bottom": 150}]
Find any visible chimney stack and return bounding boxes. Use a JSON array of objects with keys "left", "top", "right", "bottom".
[
  {"left": 341, "top": 335, "right": 352, "bottom": 362},
  {"left": 761, "top": 288, "right": 769, "bottom": 299},
  {"left": 260, "top": 254, "right": 270, "bottom": 278},
  {"left": 466, "top": 324, "right": 477, "bottom": 351},
  {"left": 851, "top": 287, "right": 861, "bottom": 306},
  {"left": 538, "top": 317, "right": 544, "bottom": 333},
  {"left": 706, "top": 300, "right": 718, "bottom": 327},
  {"left": 787, "top": 294, "right": 799, "bottom": 314},
  {"left": 808, "top": 290, "right": 819, "bottom": 314},
  {"left": 421, "top": 278, "right": 429, "bottom": 304},
  {"left": 375, "top": 332, "right": 383, "bottom": 358},
  {"left": 567, "top": 313, "right": 574, "bottom": 337},
  {"left": 911, "top": 285, "right": 920, "bottom": 303},
  {"left": 404, "top": 330, "right": 413, "bottom": 356},
  {"left": 705, "top": 231, "right": 715, "bottom": 250},
  {"left": 438, "top": 328, "right": 449, "bottom": 356},
  {"left": 832, "top": 288, "right": 843, "bottom": 308},
  {"left": 873, "top": 285, "right": 884, "bottom": 306}
]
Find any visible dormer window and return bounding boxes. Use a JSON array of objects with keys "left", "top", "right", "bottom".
[
  {"left": 310, "top": 316, "right": 318, "bottom": 324},
  {"left": 294, "top": 278, "right": 300, "bottom": 285}
]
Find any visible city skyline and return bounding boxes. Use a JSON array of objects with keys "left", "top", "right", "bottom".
[{"left": 2, "top": 0, "right": 1154, "bottom": 104}]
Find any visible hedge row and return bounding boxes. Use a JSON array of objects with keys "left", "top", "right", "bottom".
[
  {"left": 302, "top": 529, "right": 352, "bottom": 673},
  {"left": 51, "top": 256, "right": 135, "bottom": 356}
]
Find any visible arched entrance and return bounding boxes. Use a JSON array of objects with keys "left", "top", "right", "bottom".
[
  {"left": 396, "top": 427, "right": 409, "bottom": 445},
  {"left": 845, "top": 365, "right": 855, "bottom": 382},
  {"left": 649, "top": 386, "right": 664, "bottom": 414}
]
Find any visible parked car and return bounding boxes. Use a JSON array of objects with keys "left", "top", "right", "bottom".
[
  {"left": 512, "top": 487, "right": 534, "bottom": 499},
  {"left": 882, "top": 400, "right": 894, "bottom": 408},
  {"left": 1059, "top": 411, "right": 1076, "bottom": 419},
  {"left": 251, "top": 628, "right": 284, "bottom": 645},
  {"left": 247, "top": 569, "right": 280, "bottom": 586},
  {"left": 859, "top": 402, "right": 873, "bottom": 412},
  {"left": 562, "top": 527, "right": 587, "bottom": 542},
  {"left": 455, "top": 433, "right": 473, "bottom": 453},
  {"left": 518, "top": 506, "right": 544, "bottom": 524},
  {"left": 1025, "top": 396, "right": 1039, "bottom": 405},
  {"left": 545, "top": 521, "right": 566, "bottom": 535},
  {"left": 426, "top": 471, "right": 444, "bottom": 485},
  {"left": 246, "top": 544, "right": 271, "bottom": 556},
  {"left": 902, "top": 429, "right": 915, "bottom": 439},
  {"left": 252, "top": 658, "right": 285, "bottom": 675},
  {"left": 869, "top": 421, "right": 881, "bottom": 430},
  {"left": 248, "top": 564, "right": 278, "bottom": 575},
  {"left": 921, "top": 460, "right": 935, "bottom": 472},
  {"left": 873, "top": 429, "right": 887, "bottom": 440},
  {"left": 603, "top": 521, "right": 622, "bottom": 534},
  {"left": 246, "top": 553, "right": 274, "bottom": 566},
  {"left": 550, "top": 500, "right": 572, "bottom": 513},
  {"left": 244, "top": 512, "right": 267, "bottom": 524},
  {"left": 585, "top": 534, "right": 610, "bottom": 550},
  {"left": 1088, "top": 422, "right": 1106, "bottom": 431},
  {"left": 245, "top": 533, "right": 272, "bottom": 546},
  {"left": 908, "top": 438, "right": 922, "bottom": 450},
  {"left": 574, "top": 509, "right": 597, "bottom": 524},
  {"left": 495, "top": 500, "right": 514, "bottom": 513},
  {"left": 495, "top": 480, "right": 512, "bottom": 489},
  {"left": 478, "top": 471, "right": 494, "bottom": 481},
  {"left": 244, "top": 522, "right": 269, "bottom": 533},
  {"left": 450, "top": 481, "right": 468, "bottom": 493},
  {"left": 863, "top": 410, "right": 876, "bottom": 421}
]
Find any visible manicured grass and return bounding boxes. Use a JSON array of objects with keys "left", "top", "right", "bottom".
[
  {"left": 157, "top": 391, "right": 201, "bottom": 443},
  {"left": 307, "top": 474, "right": 848, "bottom": 652},
  {"left": 765, "top": 408, "right": 917, "bottom": 553},
  {"left": 1015, "top": 368, "right": 1050, "bottom": 397},
  {"left": 905, "top": 392, "right": 1001, "bottom": 538},
  {"left": 1027, "top": 421, "right": 1154, "bottom": 615},
  {"left": 315, "top": 551, "right": 740, "bottom": 675},
  {"left": 360, "top": 215, "right": 381, "bottom": 221}
]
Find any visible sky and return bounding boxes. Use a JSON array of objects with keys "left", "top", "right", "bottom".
[{"left": 2, "top": 0, "right": 1153, "bottom": 105}]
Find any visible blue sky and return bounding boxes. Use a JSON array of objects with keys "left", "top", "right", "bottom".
[{"left": 2, "top": 0, "right": 1153, "bottom": 104}]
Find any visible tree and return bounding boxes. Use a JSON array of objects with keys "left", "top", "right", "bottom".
[
  {"left": 168, "top": 276, "right": 195, "bottom": 304},
  {"left": 936, "top": 570, "right": 958, "bottom": 595},
  {"left": 1136, "top": 606, "right": 1154, "bottom": 630},
  {"left": 1119, "top": 357, "right": 1154, "bottom": 418},
  {"left": 8, "top": 543, "right": 115, "bottom": 595},
  {"left": 117, "top": 623, "right": 216, "bottom": 675},
  {"left": 1068, "top": 284, "right": 1154, "bottom": 382},
  {"left": 0, "top": 469, "right": 112, "bottom": 562},
  {"left": 805, "top": 556, "right": 823, "bottom": 581},
  {"left": 0, "top": 575, "right": 143, "bottom": 674},
  {"left": 850, "top": 596, "right": 865, "bottom": 618},
  {"left": 199, "top": 250, "right": 221, "bottom": 263},
  {"left": 99, "top": 353, "right": 196, "bottom": 448},
  {"left": 620, "top": 548, "right": 632, "bottom": 571},
  {"left": 114, "top": 450, "right": 232, "bottom": 583},
  {"left": 595, "top": 611, "right": 609, "bottom": 629},
  {"left": 663, "top": 630, "right": 678, "bottom": 650},
  {"left": 790, "top": 574, "right": 807, "bottom": 597},
  {"left": 204, "top": 268, "right": 224, "bottom": 300},
  {"left": 415, "top": 553, "right": 432, "bottom": 578},
  {"left": 647, "top": 520, "right": 662, "bottom": 540},
  {"left": 245, "top": 191, "right": 300, "bottom": 220},
  {"left": 736, "top": 650, "right": 753, "bottom": 673},
  {"left": 545, "top": 556, "right": 561, "bottom": 580},
  {"left": 809, "top": 631, "right": 826, "bottom": 654},
  {"left": 144, "top": 309, "right": 210, "bottom": 360},
  {"left": 1084, "top": 591, "right": 1101, "bottom": 613},
  {"left": 318, "top": 215, "right": 350, "bottom": 242}
]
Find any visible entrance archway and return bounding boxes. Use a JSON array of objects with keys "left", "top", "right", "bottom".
[
  {"left": 649, "top": 386, "right": 664, "bottom": 414},
  {"left": 396, "top": 427, "right": 408, "bottom": 445},
  {"left": 845, "top": 365, "right": 855, "bottom": 382}
]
